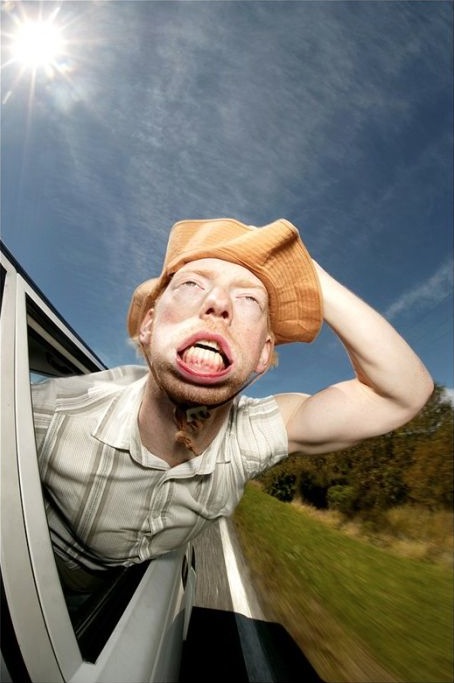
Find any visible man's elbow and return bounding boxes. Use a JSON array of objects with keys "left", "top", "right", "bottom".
[{"left": 401, "top": 371, "right": 434, "bottom": 421}]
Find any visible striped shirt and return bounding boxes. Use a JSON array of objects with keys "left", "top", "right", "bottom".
[{"left": 32, "top": 365, "right": 288, "bottom": 571}]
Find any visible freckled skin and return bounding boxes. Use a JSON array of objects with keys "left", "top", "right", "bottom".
[{"left": 140, "top": 259, "right": 273, "bottom": 409}]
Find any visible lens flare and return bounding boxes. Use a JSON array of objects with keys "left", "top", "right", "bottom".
[
  {"left": 2, "top": 5, "right": 76, "bottom": 105},
  {"left": 11, "top": 20, "right": 64, "bottom": 69}
]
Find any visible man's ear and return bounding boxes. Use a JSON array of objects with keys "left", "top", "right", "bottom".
[
  {"left": 255, "top": 336, "right": 274, "bottom": 374},
  {"left": 138, "top": 309, "right": 154, "bottom": 344}
]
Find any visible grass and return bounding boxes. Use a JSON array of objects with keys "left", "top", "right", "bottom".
[
  {"left": 232, "top": 483, "right": 453, "bottom": 683},
  {"left": 289, "top": 500, "right": 454, "bottom": 566}
]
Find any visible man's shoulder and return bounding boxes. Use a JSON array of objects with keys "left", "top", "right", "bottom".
[
  {"left": 82, "top": 365, "right": 148, "bottom": 386},
  {"left": 236, "top": 393, "right": 279, "bottom": 409},
  {"left": 31, "top": 364, "right": 148, "bottom": 406},
  {"left": 234, "top": 393, "right": 281, "bottom": 420},
  {"left": 225, "top": 394, "right": 288, "bottom": 475}
]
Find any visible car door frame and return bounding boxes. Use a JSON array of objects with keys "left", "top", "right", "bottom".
[{"left": 1, "top": 244, "right": 196, "bottom": 683}]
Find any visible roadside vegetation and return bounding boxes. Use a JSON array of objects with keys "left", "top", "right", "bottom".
[{"left": 232, "top": 384, "right": 453, "bottom": 682}]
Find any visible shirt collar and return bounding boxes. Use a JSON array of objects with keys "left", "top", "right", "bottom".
[{"left": 91, "top": 371, "right": 233, "bottom": 473}]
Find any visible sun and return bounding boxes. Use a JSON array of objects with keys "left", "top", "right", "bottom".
[
  {"left": 10, "top": 18, "right": 65, "bottom": 70},
  {"left": 1, "top": 5, "right": 72, "bottom": 103},
  {"left": 2, "top": 4, "right": 69, "bottom": 84}
]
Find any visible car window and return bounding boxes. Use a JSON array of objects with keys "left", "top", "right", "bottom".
[
  {"left": 26, "top": 299, "right": 151, "bottom": 662},
  {"left": 1, "top": 244, "right": 195, "bottom": 682}
]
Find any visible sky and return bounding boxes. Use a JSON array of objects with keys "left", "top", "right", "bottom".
[{"left": 1, "top": 0, "right": 453, "bottom": 402}]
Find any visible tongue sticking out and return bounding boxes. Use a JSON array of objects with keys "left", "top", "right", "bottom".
[{"left": 180, "top": 341, "right": 227, "bottom": 373}]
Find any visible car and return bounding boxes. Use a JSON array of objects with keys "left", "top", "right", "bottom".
[{"left": 0, "top": 241, "right": 196, "bottom": 683}]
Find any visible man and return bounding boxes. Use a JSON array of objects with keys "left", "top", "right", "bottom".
[{"left": 32, "top": 218, "right": 433, "bottom": 592}]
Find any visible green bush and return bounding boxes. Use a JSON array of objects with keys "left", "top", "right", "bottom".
[
  {"left": 263, "top": 472, "right": 296, "bottom": 502},
  {"left": 256, "top": 384, "right": 453, "bottom": 517},
  {"left": 327, "top": 484, "right": 358, "bottom": 516}
]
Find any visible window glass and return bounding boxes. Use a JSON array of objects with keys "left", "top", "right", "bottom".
[{"left": 26, "top": 306, "right": 147, "bottom": 663}]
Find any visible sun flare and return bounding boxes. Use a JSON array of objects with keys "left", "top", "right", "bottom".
[
  {"left": 2, "top": 6, "right": 73, "bottom": 104},
  {"left": 11, "top": 19, "right": 65, "bottom": 69}
]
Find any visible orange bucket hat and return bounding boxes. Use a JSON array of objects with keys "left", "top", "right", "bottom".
[{"left": 127, "top": 218, "right": 323, "bottom": 345}]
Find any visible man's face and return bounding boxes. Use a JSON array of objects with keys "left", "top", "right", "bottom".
[{"left": 140, "top": 258, "right": 273, "bottom": 406}]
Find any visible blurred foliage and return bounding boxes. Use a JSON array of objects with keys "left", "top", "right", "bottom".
[{"left": 258, "top": 384, "right": 453, "bottom": 517}]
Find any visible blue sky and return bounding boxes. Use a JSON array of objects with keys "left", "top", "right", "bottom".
[{"left": 2, "top": 0, "right": 453, "bottom": 401}]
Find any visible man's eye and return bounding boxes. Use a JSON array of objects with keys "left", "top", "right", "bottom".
[
  {"left": 238, "top": 294, "right": 261, "bottom": 307},
  {"left": 176, "top": 280, "right": 207, "bottom": 296}
]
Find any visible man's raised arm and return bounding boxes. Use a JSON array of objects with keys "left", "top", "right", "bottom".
[{"left": 275, "top": 261, "right": 434, "bottom": 455}]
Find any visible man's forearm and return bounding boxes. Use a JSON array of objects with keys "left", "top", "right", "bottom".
[{"left": 313, "top": 261, "right": 434, "bottom": 414}]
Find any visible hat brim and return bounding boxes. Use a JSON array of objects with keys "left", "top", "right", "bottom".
[{"left": 127, "top": 277, "right": 162, "bottom": 338}]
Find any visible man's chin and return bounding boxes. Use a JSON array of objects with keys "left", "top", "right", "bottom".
[
  {"left": 161, "top": 373, "right": 241, "bottom": 408},
  {"left": 171, "top": 385, "right": 234, "bottom": 408}
]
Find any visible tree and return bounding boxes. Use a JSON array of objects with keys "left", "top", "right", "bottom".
[
  {"left": 258, "top": 384, "right": 453, "bottom": 514},
  {"left": 404, "top": 410, "right": 453, "bottom": 508}
]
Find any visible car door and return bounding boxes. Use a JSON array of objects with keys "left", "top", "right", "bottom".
[{"left": 1, "top": 243, "right": 196, "bottom": 683}]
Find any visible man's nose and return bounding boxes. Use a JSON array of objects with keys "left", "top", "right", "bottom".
[{"left": 200, "top": 287, "right": 232, "bottom": 321}]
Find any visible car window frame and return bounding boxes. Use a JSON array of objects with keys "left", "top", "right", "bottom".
[{"left": 1, "top": 245, "right": 196, "bottom": 683}]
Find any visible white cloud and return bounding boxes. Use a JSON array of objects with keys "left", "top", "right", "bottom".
[{"left": 384, "top": 260, "right": 453, "bottom": 320}]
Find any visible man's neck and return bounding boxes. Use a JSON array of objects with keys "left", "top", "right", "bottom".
[{"left": 138, "top": 373, "right": 231, "bottom": 466}]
